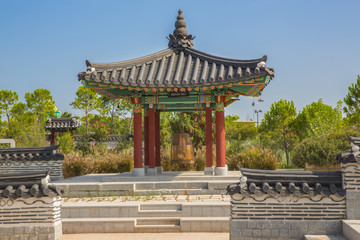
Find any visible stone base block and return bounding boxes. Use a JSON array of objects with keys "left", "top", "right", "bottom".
[
  {"left": 147, "top": 168, "right": 157, "bottom": 176},
  {"left": 230, "top": 219, "right": 342, "bottom": 240},
  {"left": 156, "top": 166, "right": 163, "bottom": 174},
  {"left": 204, "top": 167, "right": 214, "bottom": 175},
  {"left": 143, "top": 165, "right": 149, "bottom": 174},
  {"left": 0, "top": 221, "right": 62, "bottom": 240},
  {"left": 343, "top": 220, "right": 360, "bottom": 240},
  {"left": 132, "top": 168, "right": 145, "bottom": 177},
  {"left": 215, "top": 165, "right": 228, "bottom": 176}
]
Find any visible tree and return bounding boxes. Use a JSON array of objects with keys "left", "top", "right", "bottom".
[
  {"left": 70, "top": 86, "right": 99, "bottom": 135},
  {"left": 225, "top": 115, "right": 258, "bottom": 141},
  {"left": 98, "top": 96, "right": 132, "bottom": 133},
  {"left": 259, "top": 99, "right": 297, "bottom": 165},
  {"left": 295, "top": 99, "right": 344, "bottom": 140},
  {"left": 344, "top": 75, "right": 360, "bottom": 124},
  {"left": 25, "top": 88, "right": 56, "bottom": 124},
  {"left": 61, "top": 112, "right": 72, "bottom": 118},
  {"left": 9, "top": 102, "right": 46, "bottom": 147},
  {"left": 0, "top": 90, "right": 18, "bottom": 128}
]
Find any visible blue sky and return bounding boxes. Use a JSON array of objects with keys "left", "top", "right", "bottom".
[{"left": 1, "top": 0, "right": 360, "bottom": 121}]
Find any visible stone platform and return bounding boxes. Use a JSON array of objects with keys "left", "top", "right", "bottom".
[
  {"left": 53, "top": 171, "right": 240, "bottom": 197},
  {"left": 61, "top": 195, "right": 230, "bottom": 233}
]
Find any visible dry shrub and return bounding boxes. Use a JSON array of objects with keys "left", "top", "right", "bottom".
[
  {"left": 62, "top": 151, "right": 133, "bottom": 178},
  {"left": 227, "top": 146, "right": 279, "bottom": 170}
]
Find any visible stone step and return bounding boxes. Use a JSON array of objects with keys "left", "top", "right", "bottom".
[
  {"left": 61, "top": 200, "right": 230, "bottom": 218},
  {"left": 343, "top": 220, "right": 360, "bottom": 240},
  {"left": 136, "top": 217, "right": 180, "bottom": 226},
  {"left": 137, "top": 210, "right": 182, "bottom": 217},
  {"left": 55, "top": 179, "right": 234, "bottom": 197},
  {"left": 134, "top": 225, "right": 181, "bottom": 233},
  {"left": 139, "top": 203, "right": 182, "bottom": 211},
  {"left": 304, "top": 235, "right": 348, "bottom": 240},
  {"left": 62, "top": 217, "right": 229, "bottom": 233},
  {"left": 133, "top": 189, "right": 212, "bottom": 195}
]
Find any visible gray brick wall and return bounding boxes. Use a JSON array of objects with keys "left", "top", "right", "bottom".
[
  {"left": 0, "top": 197, "right": 62, "bottom": 240},
  {"left": 342, "top": 162, "right": 360, "bottom": 219},
  {"left": 230, "top": 219, "right": 342, "bottom": 240},
  {"left": 231, "top": 198, "right": 346, "bottom": 220}
]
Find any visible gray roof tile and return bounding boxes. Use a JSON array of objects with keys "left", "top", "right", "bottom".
[
  {"left": 79, "top": 48, "right": 273, "bottom": 88},
  {"left": 44, "top": 117, "right": 79, "bottom": 131},
  {"left": 227, "top": 168, "right": 344, "bottom": 198},
  {"left": 0, "top": 145, "right": 64, "bottom": 161},
  {"left": 0, "top": 170, "right": 64, "bottom": 199}
]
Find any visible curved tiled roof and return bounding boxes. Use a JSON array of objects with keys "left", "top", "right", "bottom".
[
  {"left": 78, "top": 10, "right": 274, "bottom": 90},
  {"left": 0, "top": 145, "right": 64, "bottom": 161},
  {"left": 227, "top": 168, "right": 345, "bottom": 198},
  {"left": 0, "top": 170, "right": 64, "bottom": 199},
  {"left": 80, "top": 48, "right": 273, "bottom": 88},
  {"left": 44, "top": 117, "right": 79, "bottom": 131}
]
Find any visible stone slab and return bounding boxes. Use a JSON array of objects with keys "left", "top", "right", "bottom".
[
  {"left": 304, "top": 235, "right": 348, "bottom": 240},
  {"left": 343, "top": 220, "right": 360, "bottom": 240}
]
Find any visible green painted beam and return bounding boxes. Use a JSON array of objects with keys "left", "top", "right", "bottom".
[{"left": 144, "top": 103, "right": 216, "bottom": 110}]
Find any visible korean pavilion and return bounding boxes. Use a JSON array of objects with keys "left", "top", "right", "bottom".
[{"left": 78, "top": 10, "right": 274, "bottom": 176}]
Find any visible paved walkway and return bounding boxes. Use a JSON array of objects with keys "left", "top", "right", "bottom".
[{"left": 61, "top": 233, "right": 229, "bottom": 240}]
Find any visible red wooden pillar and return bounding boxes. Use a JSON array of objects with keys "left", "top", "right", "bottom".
[
  {"left": 50, "top": 131, "right": 56, "bottom": 146},
  {"left": 144, "top": 110, "right": 149, "bottom": 167},
  {"left": 215, "top": 96, "right": 227, "bottom": 175},
  {"left": 148, "top": 108, "right": 156, "bottom": 175},
  {"left": 155, "top": 111, "right": 161, "bottom": 168},
  {"left": 132, "top": 98, "right": 144, "bottom": 176},
  {"left": 205, "top": 106, "right": 213, "bottom": 167}
]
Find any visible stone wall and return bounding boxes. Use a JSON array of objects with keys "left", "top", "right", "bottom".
[
  {"left": 230, "top": 220, "right": 342, "bottom": 240},
  {"left": 341, "top": 162, "right": 360, "bottom": 219},
  {"left": 0, "top": 196, "right": 62, "bottom": 239},
  {"left": 230, "top": 195, "right": 345, "bottom": 240},
  {"left": 228, "top": 168, "right": 346, "bottom": 240},
  {"left": 0, "top": 160, "right": 63, "bottom": 180}
]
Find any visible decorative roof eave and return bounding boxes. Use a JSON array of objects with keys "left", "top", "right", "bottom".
[
  {"left": 0, "top": 170, "right": 64, "bottom": 199},
  {"left": 44, "top": 117, "right": 79, "bottom": 131},
  {"left": 0, "top": 145, "right": 64, "bottom": 161},
  {"left": 227, "top": 168, "right": 344, "bottom": 198},
  {"left": 78, "top": 59, "right": 273, "bottom": 89}
]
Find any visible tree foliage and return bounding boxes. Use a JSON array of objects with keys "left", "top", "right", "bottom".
[
  {"left": 25, "top": 88, "right": 56, "bottom": 124},
  {"left": 344, "top": 75, "right": 360, "bottom": 124},
  {"left": 70, "top": 86, "right": 100, "bottom": 135},
  {"left": 0, "top": 90, "right": 18, "bottom": 129},
  {"left": 295, "top": 99, "right": 344, "bottom": 140},
  {"left": 293, "top": 131, "right": 351, "bottom": 167},
  {"left": 259, "top": 99, "right": 297, "bottom": 165},
  {"left": 98, "top": 96, "right": 132, "bottom": 134}
]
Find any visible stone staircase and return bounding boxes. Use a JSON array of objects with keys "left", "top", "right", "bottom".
[{"left": 61, "top": 197, "right": 230, "bottom": 233}]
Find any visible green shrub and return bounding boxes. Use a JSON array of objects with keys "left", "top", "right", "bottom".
[
  {"left": 91, "top": 120, "right": 110, "bottom": 141},
  {"left": 118, "top": 137, "right": 133, "bottom": 151},
  {"left": 293, "top": 132, "right": 350, "bottom": 167},
  {"left": 57, "top": 132, "right": 74, "bottom": 153},
  {"left": 0, "top": 143, "right": 11, "bottom": 148},
  {"left": 227, "top": 146, "right": 279, "bottom": 170}
]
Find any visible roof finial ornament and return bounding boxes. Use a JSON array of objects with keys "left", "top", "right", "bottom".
[{"left": 168, "top": 9, "right": 195, "bottom": 51}]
